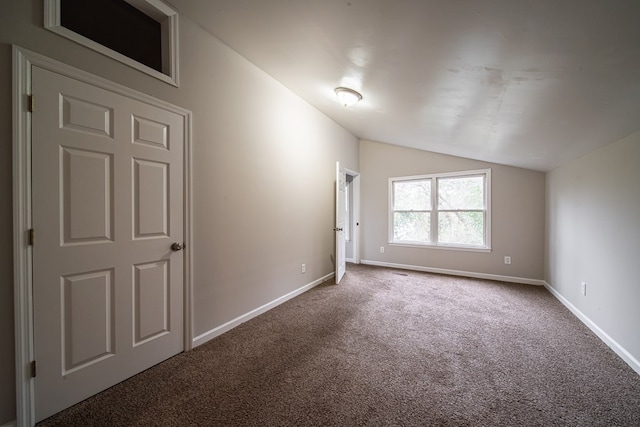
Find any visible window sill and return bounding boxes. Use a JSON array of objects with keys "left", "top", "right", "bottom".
[{"left": 389, "top": 242, "right": 491, "bottom": 253}]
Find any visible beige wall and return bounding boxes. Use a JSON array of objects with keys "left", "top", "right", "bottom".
[
  {"left": 359, "top": 139, "right": 545, "bottom": 280},
  {"left": 0, "top": 1, "right": 358, "bottom": 423},
  {"left": 545, "top": 130, "right": 640, "bottom": 367}
]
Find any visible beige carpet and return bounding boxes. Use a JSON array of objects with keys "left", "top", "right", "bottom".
[{"left": 39, "top": 264, "right": 640, "bottom": 426}]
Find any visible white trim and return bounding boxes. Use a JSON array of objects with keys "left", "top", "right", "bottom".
[
  {"left": 360, "top": 260, "right": 545, "bottom": 286},
  {"left": 390, "top": 168, "right": 492, "bottom": 182},
  {"left": 12, "top": 46, "right": 193, "bottom": 427},
  {"left": 543, "top": 282, "right": 640, "bottom": 376},
  {"left": 183, "top": 104, "right": 194, "bottom": 353},
  {"left": 43, "top": 0, "right": 179, "bottom": 87},
  {"left": 13, "top": 45, "right": 36, "bottom": 427},
  {"left": 193, "top": 272, "right": 335, "bottom": 348}
]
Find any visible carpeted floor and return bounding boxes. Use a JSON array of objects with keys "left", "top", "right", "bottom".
[{"left": 38, "top": 264, "right": 640, "bottom": 426}]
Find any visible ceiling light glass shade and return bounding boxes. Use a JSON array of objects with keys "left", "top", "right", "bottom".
[{"left": 335, "top": 87, "right": 362, "bottom": 107}]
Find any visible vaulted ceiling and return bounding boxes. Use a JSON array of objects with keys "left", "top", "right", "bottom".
[{"left": 168, "top": 0, "right": 640, "bottom": 171}]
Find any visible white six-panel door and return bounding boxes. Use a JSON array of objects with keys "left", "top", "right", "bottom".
[{"left": 31, "top": 66, "right": 185, "bottom": 422}]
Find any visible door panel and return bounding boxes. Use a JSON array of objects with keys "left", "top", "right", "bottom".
[
  {"left": 133, "top": 159, "right": 169, "bottom": 238},
  {"left": 62, "top": 148, "right": 114, "bottom": 244},
  {"left": 60, "top": 95, "right": 114, "bottom": 137},
  {"left": 62, "top": 269, "right": 115, "bottom": 374},
  {"left": 133, "top": 260, "right": 170, "bottom": 345},
  {"left": 32, "top": 66, "right": 185, "bottom": 422},
  {"left": 132, "top": 115, "right": 169, "bottom": 149}
]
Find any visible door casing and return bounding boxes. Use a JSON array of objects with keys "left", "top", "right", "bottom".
[{"left": 12, "top": 46, "right": 193, "bottom": 427}]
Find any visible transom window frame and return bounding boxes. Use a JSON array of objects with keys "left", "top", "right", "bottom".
[
  {"left": 388, "top": 168, "right": 492, "bottom": 252},
  {"left": 44, "top": 0, "right": 180, "bottom": 86}
]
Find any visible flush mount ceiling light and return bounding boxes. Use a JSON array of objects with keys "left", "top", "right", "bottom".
[{"left": 335, "top": 87, "right": 363, "bottom": 107}]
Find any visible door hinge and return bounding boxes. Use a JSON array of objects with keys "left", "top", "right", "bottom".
[
  {"left": 28, "top": 94, "right": 34, "bottom": 113},
  {"left": 30, "top": 360, "right": 36, "bottom": 378},
  {"left": 28, "top": 228, "right": 35, "bottom": 246}
]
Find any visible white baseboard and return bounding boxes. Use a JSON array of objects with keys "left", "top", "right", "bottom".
[
  {"left": 1, "top": 420, "right": 16, "bottom": 427},
  {"left": 544, "top": 282, "right": 640, "bottom": 376},
  {"left": 192, "top": 272, "right": 335, "bottom": 348},
  {"left": 360, "top": 260, "right": 545, "bottom": 286}
]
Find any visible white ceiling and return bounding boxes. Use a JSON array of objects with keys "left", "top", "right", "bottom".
[{"left": 168, "top": 0, "right": 640, "bottom": 171}]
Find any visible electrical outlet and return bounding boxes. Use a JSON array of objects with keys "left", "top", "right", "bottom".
[
  {"left": 301, "top": 264, "right": 306, "bottom": 274},
  {"left": 380, "top": 246, "right": 385, "bottom": 253},
  {"left": 581, "top": 281, "right": 587, "bottom": 296},
  {"left": 504, "top": 256, "right": 511, "bottom": 265}
]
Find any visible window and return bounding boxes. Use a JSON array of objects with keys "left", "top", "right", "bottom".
[
  {"left": 389, "top": 169, "right": 491, "bottom": 250},
  {"left": 45, "top": 0, "right": 179, "bottom": 86}
]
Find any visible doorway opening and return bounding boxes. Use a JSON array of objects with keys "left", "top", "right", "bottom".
[
  {"left": 344, "top": 170, "right": 360, "bottom": 265},
  {"left": 334, "top": 163, "right": 359, "bottom": 284}
]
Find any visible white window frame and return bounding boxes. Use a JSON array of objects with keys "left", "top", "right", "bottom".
[
  {"left": 44, "top": 0, "right": 180, "bottom": 86},
  {"left": 388, "top": 169, "right": 491, "bottom": 252}
]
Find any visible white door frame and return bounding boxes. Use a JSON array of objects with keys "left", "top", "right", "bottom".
[
  {"left": 344, "top": 168, "right": 360, "bottom": 264},
  {"left": 335, "top": 162, "right": 346, "bottom": 284},
  {"left": 12, "top": 46, "right": 193, "bottom": 427}
]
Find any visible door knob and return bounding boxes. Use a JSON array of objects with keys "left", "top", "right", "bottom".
[{"left": 171, "top": 242, "right": 185, "bottom": 251}]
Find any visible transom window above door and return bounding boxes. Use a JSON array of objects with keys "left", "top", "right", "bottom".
[{"left": 44, "top": 0, "right": 179, "bottom": 86}]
